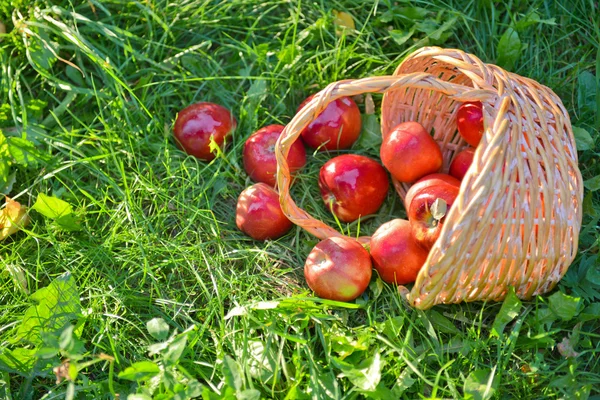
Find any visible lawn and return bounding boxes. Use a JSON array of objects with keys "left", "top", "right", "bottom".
[{"left": 0, "top": 0, "right": 599, "bottom": 399}]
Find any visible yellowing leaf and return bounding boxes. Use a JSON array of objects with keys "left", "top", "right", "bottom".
[
  {"left": 333, "top": 10, "right": 355, "bottom": 35},
  {"left": 0, "top": 197, "right": 30, "bottom": 240}
]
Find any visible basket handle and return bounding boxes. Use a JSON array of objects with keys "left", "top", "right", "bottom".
[{"left": 275, "top": 72, "right": 496, "bottom": 244}]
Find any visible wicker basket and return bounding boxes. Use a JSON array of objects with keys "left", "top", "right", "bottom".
[{"left": 275, "top": 47, "right": 583, "bottom": 310}]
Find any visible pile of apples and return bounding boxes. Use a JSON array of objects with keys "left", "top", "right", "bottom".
[{"left": 172, "top": 95, "right": 484, "bottom": 302}]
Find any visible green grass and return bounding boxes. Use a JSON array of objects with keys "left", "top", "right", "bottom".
[{"left": 0, "top": 0, "right": 599, "bottom": 398}]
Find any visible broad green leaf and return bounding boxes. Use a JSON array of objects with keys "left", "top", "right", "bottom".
[
  {"left": 490, "top": 287, "right": 522, "bottom": 338},
  {"left": 0, "top": 171, "right": 15, "bottom": 196},
  {"left": 396, "top": 7, "right": 430, "bottom": 21},
  {"left": 161, "top": 368, "right": 178, "bottom": 392},
  {"left": 390, "top": 28, "right": 415, "bottom": 46},
  {"left": 426, "top": 310, "right": 460, "bottom": 334},
  {"left": 579, "top": 303, "right": 600, "bottom": 322},
  {"left": 58, "top": 324, "right": 85, "bottom": 356},
  {"left": 445, "top": 336, "right": 473, "bottom": 356},
  {"left": 25, "top": 99, "right": 47, "bottom": 122},
  {"left": 117, "top": 361, "right": 160, "bottom": 381},
  {"left": 32, "top": 193, "right": 73, "bottom": 219},
  {"left": 464, "top": 368, "right": 499, "bottom": 400},
  {"left": 548, "top": 292, "right": 581, "bottom": 321},
  {"left": 578, "top": 70, "right": 597, "bottom": 113},
  {"left": 572, "top": 126, "right": 594, "bottom": 151},
  {"left": 582, "top": 191, "right": 597, "bottom": 216},
  {"left": 56, "top": 213, "right": 83, "bottom": 231},
  {"left": 365, "top": 383, "right": 398, "bottom": 400},
  {"left": 549, "top": 373, "right": 591, "bottom": 398},
  {"left": 27, "top": 30, "right": 59, "bottom": 71},
  {"left": 583, "top": 175, "right": 600, "bottom": 192},
  {"left": 356, "top": 114, "right": 382, "bottom": 149},
  {"left": 147, "top": 318, "right": 170, "bottom": 341},
  {"left": 202, "top": 386, "right": 232, "bottom": 400},
  {"left": 532, "top": 307, "right": 557, "bottom": 329},
  {"left": 382, "top": 316, "right": 404, "bottom": 341},
  {"left": 15, "top": 272, "right": 81, "bottom": 345},
  {"left": 369, "top": 278, "right": 384, "bottom": 300},
  {"left": 32, "top": 193, "right": 81, "bottom": 230},
  {"left": 238, "top": 389, "right": 261, "bottom": 400},
  {"left": 586, "top": 264, "right": 600, "bottom": 285},
  {"left": 424, "top": 16, "right": 458, "bottom": 44},
  {"left": 247, "top": 79, "right": 267, "bottom": 99},
  {"left": 127, "top": 395, "right": 153, "bottom": 400},
  {"left": 378, "top": 10, "right": 395, "bottom": 23},
  {"left": 514, "top": 12, "right": 556, "bottom": 31},
  {"left": 163, "top": 332, "right": 187, "bottom": 364},
  {"left": 330, "top": 330, "right": 371, "bottom": 359},
  {"left": 222, "top": 355, "right": 242, "bottom": 391},
  {"left": 414, "top": 19, "right": 438, "bottom": 35},
  {"left": 392, "top": 366, "right": 417, "bottom": 396},
  {"left": 497, "top": 27, "right": 521, "bottom": 70},
  {"left": 333, "top": 352, "right": 382, "bottom": 391},
  {"left": 245, "top": 340, "right": 279, "bottom": 384},
  {"left": 184, "top": 380, "right": 204, "bottom": 398},
  {"left": 0, "top": 348, "right": 38, "bottom": 374},
  {"left": 309, "top": 367, "right": 340, "bottom": 399}
]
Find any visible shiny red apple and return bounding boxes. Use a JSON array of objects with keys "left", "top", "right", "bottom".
[
  {"left": 457, "top": 101, "right": 484, "bottom": 147},
  {"left": 319, "top": 154, "right": 389, "bottom": 222},
  {"left": 304, "top": 236, "right": 372, "bottom": 301},
  {"left": 243, "top": 124, "right": 306, "bottom": 187},
  {"left": 173, "top": 102, "right": 237, "bottom": 161},
  {"left": 404, "top": 173, "right": 461, "bottom": 212},
  {"left": 369, "top": 219, "right": 429, "bottom": 285},
  {"left": 380, "top": 121, "right": 443, "bottom": 183},
  {"left": 297, "top": 95, "right": 361, "bottom": 151},
  {"left": 449, "top": 147, "right": 475, "bottom": 181},
  {"left": 235, "top": 183, "right": 293, "bottom": 240},
  {"left": 408, "top": 183, "right": 460, "bottom": 250}
]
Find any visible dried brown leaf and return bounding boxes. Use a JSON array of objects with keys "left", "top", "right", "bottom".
[{"left": 557, "top": 337, "right": 580, "bottom": 358}]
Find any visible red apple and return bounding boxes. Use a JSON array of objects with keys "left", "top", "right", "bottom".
[
  {"left": 369, "top": 219, "right": 429, "bottom": 284},
  {"left": 318, "top": 154, "right": 389, "bottom": 222},
  {"left": 173, "top": 102, "right": 237, "bottom": 161},
  {"left": 380, "top": 121, "right": 443, "bottom": 183},
  {"left": 297, "top": 95, "right": 361, "bottom": 151},
  {"left": 404, "top": 173, "right": 461, "bottom": 212},
  {"left": 408, "top": 184, "right": 460, "bottom": 250},
  {"left": 304, "top": 236, "right": 372, "bottom": 301},
  {"left": 449, "top": 147, "right": 475, "bottom": 180},
  {"left": 457, "top": 101, "right": 484, "bottom": 147},
  {"left": 236, "top": 183, "right": 293, "bottom": 240},
  {"left": 243, "top": 124, "right": 306, "bottom": 187}
]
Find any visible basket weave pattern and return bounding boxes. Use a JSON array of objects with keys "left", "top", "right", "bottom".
[{"left": 275, "top": 47, "right": 583, "bottom": 310}]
